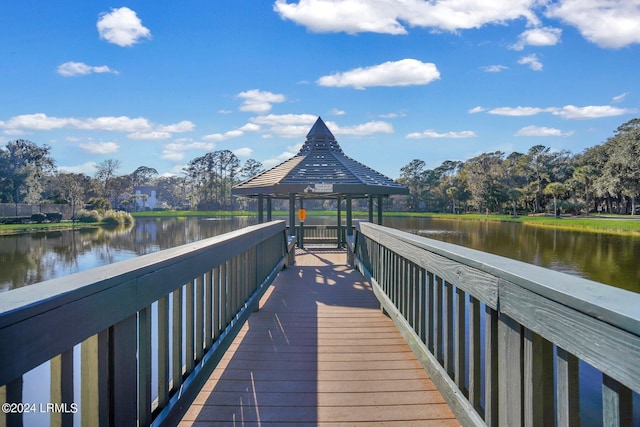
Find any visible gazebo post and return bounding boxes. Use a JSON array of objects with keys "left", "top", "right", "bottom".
[
  {"left": 258, "top": 194, "right": 264, "bottom": 223},
  {"left": 346, "top": 194, "right": 353, "bottom": 236},
  {"left": 377, "top": 195, "right": 383, "bottom": 225},
  {"left": 368, "top": 195, "right": 374, "bottom": 223},
  {"left": 337, "top": 196, "right": 342, "bottom": 247},
  {"left": 299, "top": 198, "right": 305, "bottom": 249},
  {"left": 288, "top": 193, "right": 296, "bottom": 238},
  {"left": 266, "top": 196, "right": 272, "bottom": 221}
]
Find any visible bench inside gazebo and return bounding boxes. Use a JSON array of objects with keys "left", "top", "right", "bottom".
[{"left": 232, "top": 117, "right": 408, "bottom": 247}]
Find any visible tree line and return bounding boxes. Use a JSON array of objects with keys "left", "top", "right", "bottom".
[
  {"left": 1, "top": 118, "right": 639, "bottom": 216},
  {"left": 397, "top": 118, "right": 640, "bottom": 216},
  {"left": 0, "top": 144, "right": 265, "bottom": 215}
]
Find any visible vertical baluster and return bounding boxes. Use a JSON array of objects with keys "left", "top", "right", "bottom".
[
  {"left": 81, "top": 331, "right": 108, "bottom": 427},
  {"left": 195, "top": 275, "right": 204, "bottom": 362},
  {"left": 498, "top": 313, "right": 523, "bottom": 427},
  {"left": 205, "top": 271, "right": 213, "bottom": 349},
  {"left": 468, "top": 296, "right": 481, "bottom": 412},
  {"left": 110, "top": 314, "right": 138, "bottom": 426},
  {"left": 4, "top": 376, "right": 23, "bottom": 427},
  {"left": 157, "top": 296, "right": 170, "bottom": 409},
  {"left": 172, "top": 288, "right": 183, "bottom": 390},
  {"left": 556, "top": 347, "right": 580, "bottom": 427},
  {"left": 418, "top": 268, "right": 426, "bottom": 343},
  {"left": 434, "top": 276, "right": 443, "bottom": 363},
  {"left": 454, "top": 288, "right": 466, "bottom": 393},
  {"left": 50, "top": 349, "right": 74, "bottom": 427},
  {"left": 602, "top": 374, "right": 632, "bottom": 427},
  {"left": 426, "top": 271, "right": 435, "bottom": 353},
  {"left": 444, "top": 280, "right": 454, "bottom": 376},
  {"left": 484, "top": 306, "right": 498, "bottom": 427},
  {"left": 524, "top": 329, "right": 554, "bottom": 427},
  {"left": 213, "top": 266, "right": 221, "bottom": 340},
  {"left": 138, "top": 306, "right": 152, "bottom": 427},
  {"left": 186, "top": 280, "right": 195, "bottom": 372}
]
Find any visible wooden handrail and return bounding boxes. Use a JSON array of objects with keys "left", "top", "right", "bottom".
[
  {"left": 0, "top": 220, "right": 290, "bottom": 427},
  {"left": 350, "top": 220, "right": 640, "bottom": 427}
]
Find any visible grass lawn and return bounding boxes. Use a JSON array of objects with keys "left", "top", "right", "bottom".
[{"left": 0, "top": 221, "right": 101, "bottom": 235}]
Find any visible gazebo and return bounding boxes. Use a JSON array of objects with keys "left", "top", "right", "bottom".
[{"left": 232, "top": 117, "right": 408, "bottom": 242}]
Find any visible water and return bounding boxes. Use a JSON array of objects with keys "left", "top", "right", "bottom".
[
  {"left": 3, "top": 215, "right": 639, "bottom": 293},
  {"left": 2, "top": 215, "right": 639, "bottom": 425}
]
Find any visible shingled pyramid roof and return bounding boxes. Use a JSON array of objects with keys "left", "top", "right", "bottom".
[{"left": 232, "top": 117, "right": 408, "bottom": 199}]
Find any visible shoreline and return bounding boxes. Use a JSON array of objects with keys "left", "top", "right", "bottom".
[{"left": 2, "top": 210, "right": 640, "bottom": 236}]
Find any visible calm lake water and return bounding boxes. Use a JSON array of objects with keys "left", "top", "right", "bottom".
[
  {"left": 2, "top": 215, "right": 639, "bottom": 426},
  {"left": 2, "top": 215, "right": 639, "bottom": 293}
]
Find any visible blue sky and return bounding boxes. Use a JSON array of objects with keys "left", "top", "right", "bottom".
[{"left": 1, "top": 1, "right": 639, "bottom": 179}]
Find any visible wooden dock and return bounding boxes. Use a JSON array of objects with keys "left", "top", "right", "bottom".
[{"left": 179, "top": 248, "right": 459, "bottom": 426}]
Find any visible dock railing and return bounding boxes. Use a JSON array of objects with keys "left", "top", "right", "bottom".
[
  {"left": 349, "top": 221, "right": 639, "bottom": 427},
  {"left": 0, "top": 220, "right": 290, "bottom": 427}
]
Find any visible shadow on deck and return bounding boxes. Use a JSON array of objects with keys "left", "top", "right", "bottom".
[{"left": 179, "top": 248, "right": 459, "bottom": 426}]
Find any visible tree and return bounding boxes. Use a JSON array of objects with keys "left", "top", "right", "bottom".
[
  {"left": 544, "top": 182, "right": 567, "bottom": 217},
  {"left": 131, "top": 166, "right": 158, "bottom": 186},
  {"left": 57, "top": 173, "right": 91, "bottom": 219},
  {"left": 398, "top": 159, "right": 426, "bottom": 211},
  {"left": 240, "top": 159, "right": 264, "bottom": 180},
  {"left": 601, "top": 119, "right": 640, "bottom": 214},
  {"left": 95, "top": 159, "right": 122, "bottom": 205},
  {"left": 0, "top": 139, "right": 55, "bottom": 214}
]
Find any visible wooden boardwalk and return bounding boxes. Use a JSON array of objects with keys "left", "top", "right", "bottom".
[{"left": 179, "top": 248, "right": 459, "bottom": 426}]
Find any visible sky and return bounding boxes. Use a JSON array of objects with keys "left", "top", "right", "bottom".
[{"left": 1, "top": 1, "right": 639, "bottom": 180}]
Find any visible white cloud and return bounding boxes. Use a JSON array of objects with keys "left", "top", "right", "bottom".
[
  {"left": 329, "top": 108, "right": 346, "bottom": 116},
  {"left": 79, "top": 141, "right": 119, "bottom": 154},
  {"left": 327, "top": 120, "right": 394, "bottom": 135},
  {"left": 518, "top": 54, "right": 543, "bottom": 71},
  {"left": 317, "top": 59, "right": 440, "bottom": 89},
  {"left": 0, "top": 113, "right": 196, "bottom": 139},
  {"left": 157, "top": 121, "right": 195, "bottom": 133},
  {"left": 237, "top": 89, "right": 286, "bottom": 113},
  {"left": 379, "top": 111, "right": 407, "bottom": 118},
  {"left": 611, "top": 92, "right": 629, "bottom": 103},
  {"left": 58, "top": 161, "right": 99, "bottom": 175},
  {"left": 481, "top": 65, "right": 508, "bottom": 73},
  {"left": 406, "top": 129, "right": 476, "bottom": 139},
  {"left": 249, "top": 114, "right": 317, "bottom": 137},
  {"left": 233, "top": 147, "right": 254, "bottom": 157},
  {"left": 512, "top": 27, "right": 562, "bottom": 50},
  {"left": 515, "top": 126, "right": 574, "bottom": 137},
  {"left": 274, "top": 0, "right": 539, "bottom": 34},
  {"left": 162, "top": 140, "right": 216, "bottom": 162},
  {"left": 551, "top": 105, "right": 632, "bottom": 119},
  {"left": 97, "top": 7, "right": 151, "bottom": 47},
  {"left": 468, "top": 106, "right": 486, "bottom": 114},
  {"left": 546, "top": 0, "right": 640, "bottom": 48},
  {"left": 262, "top": 151, "right": 299, "bottom": 169},
  {"left": 57, "top": 61, "right": 119, "bottom": 77},
  {"left": 488, "top": 106, "right": 547, "bottom": 116},
  {"left": 128, "top": 131, "right": 172, "bottom": 140},
  {"left": 486, "top": 104, "right": 633, "bottom": 119},
  {"left": 202, "top": 129, "right": 245, "bottom": 141}
]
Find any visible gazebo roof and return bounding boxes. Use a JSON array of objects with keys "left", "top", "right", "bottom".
[{"left": 232, "top": 117, "right": 408, "bottom": 199}]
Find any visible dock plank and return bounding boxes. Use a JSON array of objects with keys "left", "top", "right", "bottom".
[{"left": 180, "top": 249, "right": 459, "bottom": 426}]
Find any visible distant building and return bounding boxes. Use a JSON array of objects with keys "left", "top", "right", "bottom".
[{"left": 133, "top": 186, "right": 157, "bottom": 210}]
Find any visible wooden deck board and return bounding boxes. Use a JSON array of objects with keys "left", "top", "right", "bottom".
[{"left": 180, "top": 248, "right": 459, "bottom": 426}]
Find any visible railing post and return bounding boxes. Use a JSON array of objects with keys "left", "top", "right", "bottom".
[
  {"left": 50, "top": 349, "right": 74, "bottom": 427},
  {"left": 110, "top": 314, "right": 138, "bottom": 426},
  {"left": 498, "top": 313, "right": 523, "bottom": 427},
  {"left": 81, "top": 331, "right": 109, "bottom": 427}
]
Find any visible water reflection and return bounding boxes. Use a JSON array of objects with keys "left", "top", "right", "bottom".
[{"left": 1, "top": 215, "right": 639, "bottom": 293}]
